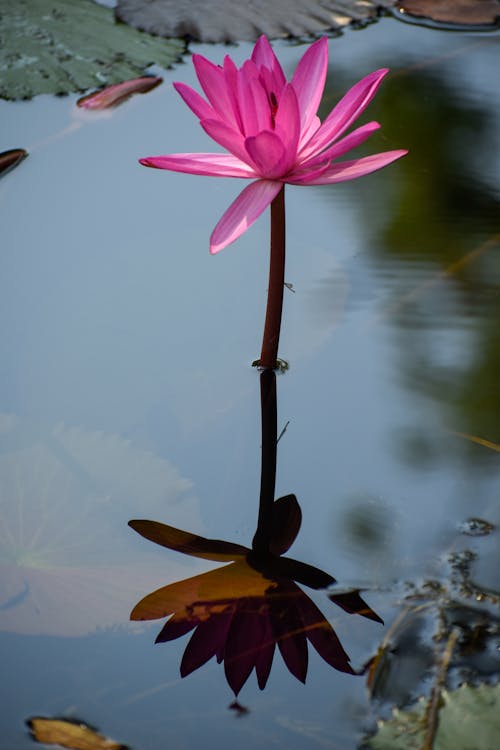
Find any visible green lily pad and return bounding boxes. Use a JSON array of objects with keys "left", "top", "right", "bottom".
[
  {"left": 366, "top": 683, "right": 500, "bottom": 750},
  {"left": 0, "top": 0, "right": 185, "bottom": 100}
]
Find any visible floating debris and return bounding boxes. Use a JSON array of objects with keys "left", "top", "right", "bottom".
[
  {"left": 0, "top": 148, "right": 28, "bottom": 178},
  {"left": 459, "top": 517, "right": 496, "bottom": 537},
  {"left": 26, "top": 716, "right": 128, "bottom": 750}
]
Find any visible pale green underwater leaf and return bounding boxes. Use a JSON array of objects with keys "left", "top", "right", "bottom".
[
  {"left": 366, "top": 683, "right": 500, "bottom": 750},
  {"left": 0, "top": 0, "right": 184, "bottom": 100}
]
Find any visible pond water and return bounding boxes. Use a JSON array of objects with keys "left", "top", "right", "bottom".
[{"left": 1, "top": 15, "right": 500, "bottom": 750}]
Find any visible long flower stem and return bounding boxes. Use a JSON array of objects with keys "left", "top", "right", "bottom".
[{"left": 259, "top": 186, "right": 285, "bottom": 369}]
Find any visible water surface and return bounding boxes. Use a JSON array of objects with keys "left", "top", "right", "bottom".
[{"left": 1, "top": 16, "right": 499, "bottom": 750}]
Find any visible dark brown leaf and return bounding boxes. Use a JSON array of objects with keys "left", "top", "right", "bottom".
[{"left": 0, "top": 149, "right": 28, "bottom": 177}]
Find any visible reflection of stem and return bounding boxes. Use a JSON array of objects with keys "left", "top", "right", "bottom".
[
  {"left": 259, "top": 186, "right": 285, "bottom": 369},
  {"left": 252, "top": 369, "right": 277, "bottom": 553}
]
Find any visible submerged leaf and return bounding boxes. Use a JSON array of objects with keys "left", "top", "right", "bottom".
[
  {"left": 76, "top": 76, "right": 163, "bottom": 109},
  {"left": 0, "top": 148, "right": 28, "bottom": 177},
  {"left": 27, "top": 717, "right": 127, "bottom": 750},
  {"left": 0, "top": 415, "right": 198, "bottom": 636},
  {"left": 0, "top": 0, "right": 184, "bottom": 100},
  {"left": 115, "top": 0, "right": 378, "bottom": 42}
]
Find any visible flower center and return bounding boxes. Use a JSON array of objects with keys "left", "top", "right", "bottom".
[{"left": 268, "top": 91, "right": 278, "bottom": 127}]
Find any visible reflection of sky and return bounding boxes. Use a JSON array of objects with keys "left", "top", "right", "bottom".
[{"left": 1, "top": 18, "right": 500, "bottom": 749}]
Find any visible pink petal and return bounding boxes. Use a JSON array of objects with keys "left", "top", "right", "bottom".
[
  {"left": 298, "top": 114, "right": 321, "bottom": 151},
  {"left": 301, "top": 69, "right": 388, "bottom": 159},
  {"left": 139, "top": 152, "right": 256, "bottom": 178},
  {"left": 210, "top": 179, "right": 282, "bottom": 254},
  {"left": 244, "top": 131, "right": 286, "bottom": 178},
  {"left": 289, "top": 149, "right": 408, "bottom": 185},
  {"left": 274, "top": 84, "right": 301, "bottom": 171},
  {"left": 173, "top": 82, "right": 215, "bottom": 121},
  {"left": 251, "top": 35, "right": 286, "bottom": 92},
  {"left": 223, "top": 56, "right": 243, "bottom": 133},
  {"left": 237, "top": 65, "right": 273, "bottom": 136},
  {"left": 193, "top": 54, "right": 239, "bottom": 129},
  {"left": 200, "top": 119, "right": 251, "bottom": 165},
  {"left": 291, "top": 37, "right": 328, "bottom": 137},
  {"left": 299, "top": 121, "right": 381, "bottom": 170}
]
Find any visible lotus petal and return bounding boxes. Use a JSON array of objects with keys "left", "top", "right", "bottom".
[
  {"left": 210, "top": 179, "right": 283, "bottom": 254},
  {"left": 77, "top": 76, "right": 163, "bottom": 109}
]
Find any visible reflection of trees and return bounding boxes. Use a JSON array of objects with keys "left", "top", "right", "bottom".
[
  {"left": 339, "top": 63, "right": 500, "bottom": 467},
  {"left": 130, "top": 370, "right": 381, "bottom": 698}
]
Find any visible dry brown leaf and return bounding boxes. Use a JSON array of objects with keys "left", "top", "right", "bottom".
[
  {"left": 396, "top": 0, "right": 500, "bottom": 25},
  {"left": 27, "top": 717, "right": 127, "bottom": 750}
]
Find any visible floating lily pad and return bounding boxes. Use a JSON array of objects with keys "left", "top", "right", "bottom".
[
  {"left": 0, "top": 0, "right": 184, "bottom": 100},
  {"left": 394, "top": 0, "right": 500, "bottom": 26},
  {"left": 115, "top": 0, "right": 378, "bottom": 43},
  {"left": 366, "top": 683, "right": 500, "bottom": 750}
]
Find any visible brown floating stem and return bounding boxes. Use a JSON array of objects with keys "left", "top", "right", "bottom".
[
  {"left": 252, "top": 368, "right": 277, "bottom": 553},
  {"left": 259, "top": 185, "right": 285, "bottom": 369}
]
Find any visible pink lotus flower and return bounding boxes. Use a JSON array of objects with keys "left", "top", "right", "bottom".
[{"left": 140, "top": 35, "right": 407, "bottom": 253}]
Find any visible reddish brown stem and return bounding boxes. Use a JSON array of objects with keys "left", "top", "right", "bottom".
[{"left": 259, "top": 186, "right": 285, "bottom": 369}]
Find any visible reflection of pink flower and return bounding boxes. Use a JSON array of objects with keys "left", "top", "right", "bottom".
[
  {"left": 140, "top": 36, "right": 407, "bottom": 253},
  {"left": 129, "top": 495, "right": 382, "bottom": 695},
  {"left": 153, "top": 567, "right": 355, "bottom": 696}
]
